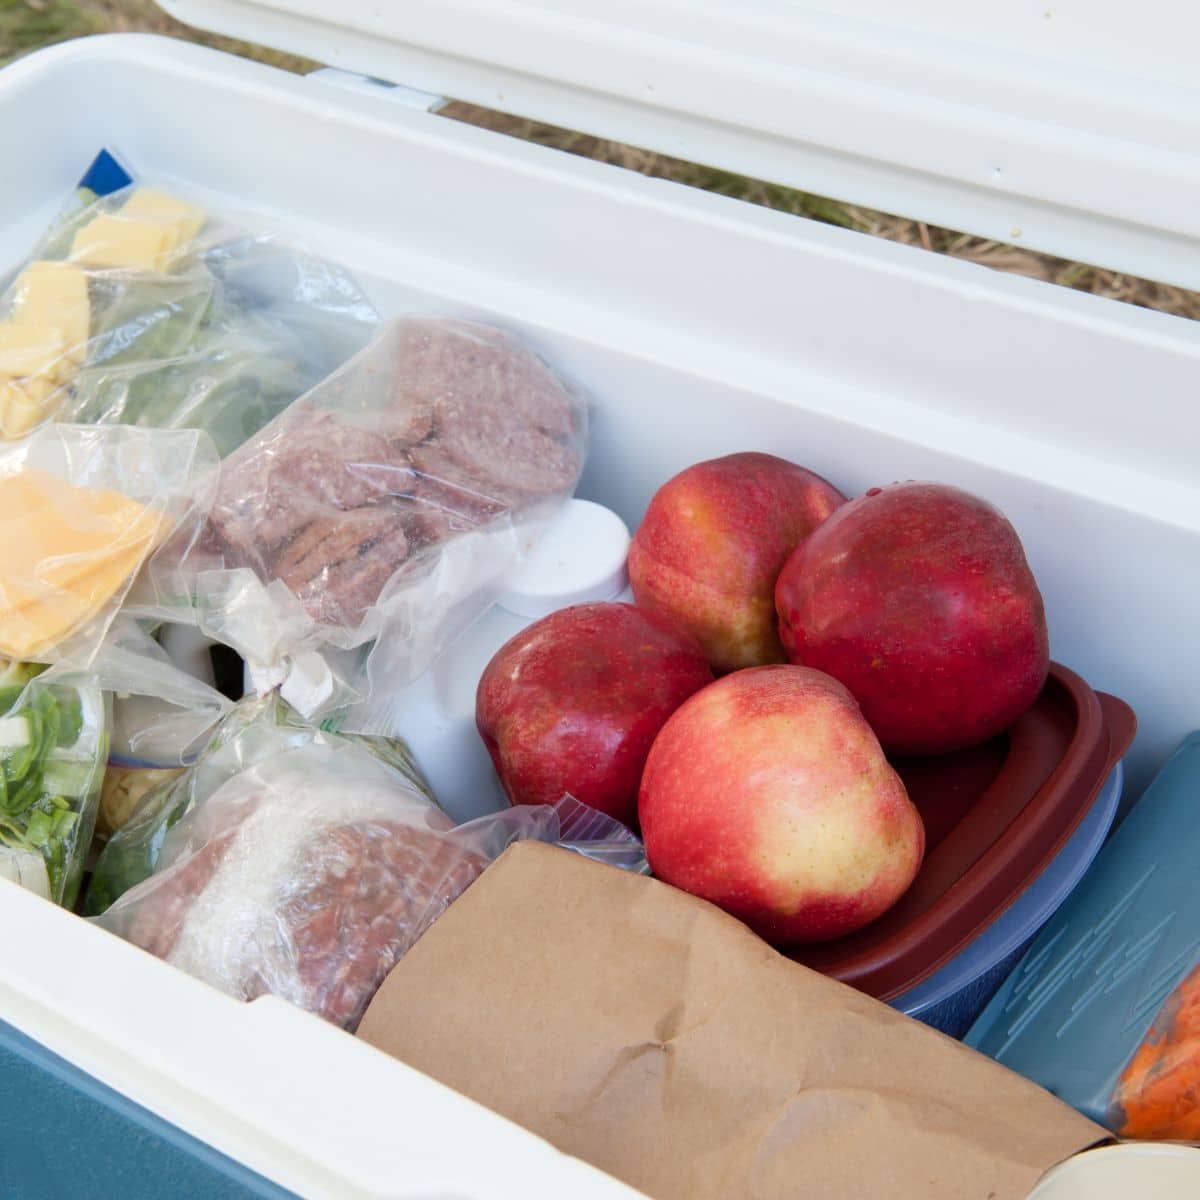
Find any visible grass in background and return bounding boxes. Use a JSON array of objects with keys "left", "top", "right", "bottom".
[{"left": 3, "top": 0, "right": 1198, "bottom": 321}]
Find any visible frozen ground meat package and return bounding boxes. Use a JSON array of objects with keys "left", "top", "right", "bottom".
[
  {"left": 129, "top": 317, "right": 588, "bottom": 718},
  {"left": 94, "top": 738, "right": 557, "bottom": 1031},
  {"left": 85, "top": 690, "right": 430, "bottom": 914}
]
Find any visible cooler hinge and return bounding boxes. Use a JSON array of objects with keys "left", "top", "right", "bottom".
[{"left": 306, "top": 67, "right": 444, "bottom": 113}]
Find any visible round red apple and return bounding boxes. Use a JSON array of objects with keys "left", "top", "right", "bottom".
[
  {"left": 775, "top": 481, "right": 1049, "bottom": 755},
  {"left": 628, "top": 452, "right": 845, "bottom": 673},
  {"left": 476, "top": 602, "right": 714, "bottom": 826},
  {"left": 639, "top": 664, "right": 924, "bottom": 945}
]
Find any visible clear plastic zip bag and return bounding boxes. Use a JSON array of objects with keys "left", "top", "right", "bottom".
[
  {"left": 93, "top": 738, "right": 556, "bottom": 1031},
  {"left": 1, "top": 181, "right": 377, "bottom": 448},
  {"left": 128, "top": 317, "right": 589, "bottom": 721},
  {"left": 0, "top": 661, "right": 107, "bottom": 907}
]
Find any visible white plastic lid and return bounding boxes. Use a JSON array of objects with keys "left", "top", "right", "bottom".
[
  {"left": 1029, "top": 1144, "right": 1200, "bottom": 1199},
  {"left": 160, "top": 0, "right": 1200, "bottom": 289},
  {"left": 497, "top": 499, "right": 630, "bottom": 619}
]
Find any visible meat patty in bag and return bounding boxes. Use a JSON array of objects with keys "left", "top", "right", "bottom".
[
  {"left": 94, "top": 740, "right": 554, "bottom": 1031},
  {"left": 130, "top": 318, "right": 589, "bottom": 722}
]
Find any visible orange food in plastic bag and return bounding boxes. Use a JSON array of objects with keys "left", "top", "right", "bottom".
[{"left": 1115, "top": 961, "right": 1200, "bottom": 1140}]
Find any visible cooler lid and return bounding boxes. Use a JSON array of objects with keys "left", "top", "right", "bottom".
[{"left": 158, "top": 0, "right": 1200, "bottom": 290}]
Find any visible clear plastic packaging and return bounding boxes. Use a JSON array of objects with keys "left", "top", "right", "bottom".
[
  {"left": 96, "top": 618, "right": 233, "bottom": 768},
  {"left": 1, "top": 181, "right": 377, "bottom": 447},
  {"left": 1112, "top": 963, "right": 1200, "bottom": 1140},
  {"left": 93, "top": 739, "right": 557, "bottom": 1031},
  {"left": 552, "top": 793, "right": 649, "bottom": 875},
  {"left": 130, "top": 317, "right": 589, "bottom": 718},
  {"left": 0, "top": 423, "right": 216, "bottom": 666},
  {"left": 84, "top": 691, "right": 430, "bottom": 916},
  {"left": 0, "top": 661, "right": 107, "bottom": 907}
]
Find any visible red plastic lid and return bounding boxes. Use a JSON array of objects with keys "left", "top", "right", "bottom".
[{"left": 795, "top": 662, "right": 1137, "bottom": 1001}]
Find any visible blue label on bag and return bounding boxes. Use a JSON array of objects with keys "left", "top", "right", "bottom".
[{"left": 79, "top": 149, "right": 133, "bottom": 196}]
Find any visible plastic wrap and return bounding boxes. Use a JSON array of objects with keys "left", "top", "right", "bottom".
[
  {"left": 1112, "top": 961, "right": 1200, "bottom": 1140},
  {"left": 0, "top": 424, "right": 216, "bottom": 666},
  {"left": 98, "top": 764, "right": 184, "bottom": 841},
  {"left": 553, "top": 793, "right": 649, "bottom": 874},
  {"left": 130, "top": 317, "right": 588, "bottom": 718},
  {"left": 1, "top": 181, "right": 376, "bottom": 447},
  {"left": 94, "top": 739, "right": 555, "bottom": 1031},
  {"left": 85, "top": 691, "right": 429, "bottom": 915},
  {"left": 98, "top": 619, "right": 233, "bottom": 768},
  {"left": 0, "top": 662, "right": 107, "bottom": 906}
]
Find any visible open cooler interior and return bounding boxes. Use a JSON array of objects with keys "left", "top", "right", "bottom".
[{"left": 1, "top": 29, "right": 1199, "bottom": 1198}]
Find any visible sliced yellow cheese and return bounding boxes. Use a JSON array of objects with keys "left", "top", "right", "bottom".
[
  {"left": 0, "top": 468, "right": 170, "bottom": 659},
  {"left": 0, "top": 378, "right": 57, "bottom": 438},
  {"left": 12, "top": 262, "right": 90, "bottom": 363},
  {"left": 0, "top": 322, "right": 66, "bottom": 379},
  {"left": 70, "top": 213, "right": 180, "bottom": 273},
  {"left": 119, "top": 188, "right": 207, "bottom": 242}
]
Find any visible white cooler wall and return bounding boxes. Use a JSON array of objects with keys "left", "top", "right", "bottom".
[{"left": 0, "top": 36, "right": 1196, "bottom": 803}]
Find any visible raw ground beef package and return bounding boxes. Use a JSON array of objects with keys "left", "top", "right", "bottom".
[
  {"left": 129, "top": 317, "right": 588, "bottom": 718},
  {"left": 93, "top": 738, "right": 556, "bottom": 1031},
  {"left": 85, "top": 690, "right": 430, "bottom": 916}
]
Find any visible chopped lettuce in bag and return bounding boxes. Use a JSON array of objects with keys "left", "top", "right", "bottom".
[
  {"left": 85, "top": 691, "right": 430, "bottom": 915},
  {"left": 0, "top": 662, "right": 107, "bottom": 907},
  {"left": 129, "top": 317, "right": 589, "bottom": 720},
  {"left": 1, "top": 180, "right": 377, "bottom": 446}
]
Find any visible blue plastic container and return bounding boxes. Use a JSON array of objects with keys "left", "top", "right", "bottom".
[
  {"left": 965, "top": 732, "right": 1200, "bottom": 1128},
  {"left": 894, "top": 762, "right": 1124, "bottom": 1038}
]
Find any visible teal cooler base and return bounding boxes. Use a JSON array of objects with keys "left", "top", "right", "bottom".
[{"left": 0, "top": 1019, "right": 297, "bottom": 1199}]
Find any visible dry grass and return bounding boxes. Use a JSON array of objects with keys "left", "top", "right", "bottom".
[{"left": 3, "top": 0, "right": 1198, "bottom": 321}]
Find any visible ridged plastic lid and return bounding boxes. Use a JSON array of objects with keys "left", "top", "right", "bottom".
[{"left": 497, "top": 499, "right": 630, "bottom": 619}]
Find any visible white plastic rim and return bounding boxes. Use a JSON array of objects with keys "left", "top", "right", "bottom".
[
  {"left": 498, "top": 499, "right": 631, "bottom": 618},
  {"left": 1029, "top": 1144, "right": 1200, "bottom": 1199}
]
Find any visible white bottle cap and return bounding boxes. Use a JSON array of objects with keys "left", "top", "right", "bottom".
[{"left": 497, "top": 499, "right": 631, "bottom": 619}]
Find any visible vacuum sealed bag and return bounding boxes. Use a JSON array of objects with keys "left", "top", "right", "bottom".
[
  {"left": 93, "top": 738, "right": 556, "bottom": 1031},
  {"left": 1, "top": 181, "right": 376, "bottom": 449},
  {"left": 131, "top": 317, "right": 588, "bottom": 716},
  {"left": 85, "top": 690, "right": 427, "bottom": 915},
  {"left": 0, "top": 661, "right": 107, "bottom": 907},
  {"left": 0, "top": 423, "right": 216, "bottom": 666},
  {"left": 91, "top": 619, "right": 234, "bottom": 837}
]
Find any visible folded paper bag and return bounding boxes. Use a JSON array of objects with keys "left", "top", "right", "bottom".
[{"left": 358, "top": 841, "right": 1106, "bottom": 1200}]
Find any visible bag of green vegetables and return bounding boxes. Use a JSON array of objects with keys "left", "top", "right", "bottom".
[{"left": 0, "top": 660, "right": 107, "bottom": 907}]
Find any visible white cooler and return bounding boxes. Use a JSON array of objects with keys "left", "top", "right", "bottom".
[{"left": 1, "top": 2, "right": 1199, "bottom": 1196}]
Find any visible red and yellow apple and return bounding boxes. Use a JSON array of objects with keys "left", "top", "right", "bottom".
[
  {"left": 628, "top": 452, "right": 845, "bottom": 673},
  {"left": 775, "top": 481, "right": 1049, "bottom": 755},
  {"left": 639, "top": 664, "right": 924, "bottom": 945},
  {"left": 476, "top": 602, "right": 714, "bottom": 827}
]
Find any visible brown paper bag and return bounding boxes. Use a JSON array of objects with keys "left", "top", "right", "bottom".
[{"left": 358, "top": 841, "right": 1105, "bottom": 1200}]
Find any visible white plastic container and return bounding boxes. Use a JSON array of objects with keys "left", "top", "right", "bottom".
[
  {"left": 0, "top": 4, "right": 1199, "bottom": 1195},
  {"left": 1028, "top": 1145, "right": 1200, "bottom": 1200},
  {"left": 365, "top": 498, "right": 633, "bottom": 823}
]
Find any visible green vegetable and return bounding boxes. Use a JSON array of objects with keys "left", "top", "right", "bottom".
[{"left": 0, "top": 668, "right": 106, "bottom": 907}]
